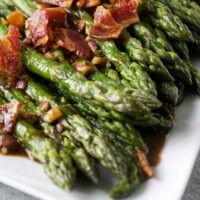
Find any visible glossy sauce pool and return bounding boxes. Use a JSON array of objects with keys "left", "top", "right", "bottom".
[{"left": 141, "top": 131, "right": 167, "bottom": 167}]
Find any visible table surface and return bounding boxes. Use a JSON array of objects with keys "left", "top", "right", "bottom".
[{"left": 0, "top": 151, "right": 200, "bottom": 200}]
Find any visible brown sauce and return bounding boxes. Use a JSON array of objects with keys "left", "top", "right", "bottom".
[
  {"left": 1, "top": 129, "right": 167, "bottom": 167},
  {"left": 0, "top": 133, "right": 27, "bottom": 157},
  {"left": 141, "top": 131, "right": 167, "bottom": 167}
]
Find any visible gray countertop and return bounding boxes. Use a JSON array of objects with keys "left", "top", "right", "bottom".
[{"left": 0, "top": 152, "right": 200, "bottom": 200}]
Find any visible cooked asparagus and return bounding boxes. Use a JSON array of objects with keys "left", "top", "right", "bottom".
[
  {"left": 139, "top": 0, "right": 194, "bottom": 42},
  {"left": 130, "top": 22, "right": 193, "bottom": 85}
]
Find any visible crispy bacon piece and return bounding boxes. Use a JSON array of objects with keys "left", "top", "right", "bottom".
[
  {"left": 91, "top": 0, "right": 139, "bottom": 39},
  {"left": 110, "top": 0, "right": 139, "bottom": 28},
  {"left": 136, "top": 148, "right": 154, "bottom": 178},
  {"left": 42, "top": 0, "right": 73, "bottom": 8},
  {"left": 25, "top": 8, "right": 68, "bottom": 47},
  {"left": 91, "top": 6, "right": 122, "bottom": 40},
  {"left": 76, "top": 0, "right": 86, "bottom": 8},
  {"left": 0, "top": 25, "right": 21, "bottom": 81},
  {"left": 7, "top": 11, "right": 25, "bottom": 28},
  {"left": 0, "top": 102, "right": 23, "bottom": 134},
  {"left": 54, "top": 28, "right": 93, "bottom": 58},
  {"left": 76, "top": 0, "right": 100, "bottom": 8},
  {"left": 84, "top": 0, "right": 100, "bottom": 8}
]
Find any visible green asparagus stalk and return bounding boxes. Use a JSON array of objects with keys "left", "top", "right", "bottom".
[
  {"left": 165, "top": 0, "right": 200, "bottom": 32},
  {"left": 2, "top": 0, "right": 36, "bottom": 16},
  {"left": 54, "top": 49, "right": 161, "bottom": 111},
  {"left": 139, "top": 0, "right": 194, "bottom": 42},
  {"left": 152, "top": 26, "right": 200, "bottom": 95},
  {"left": 169, "top": 40, "right": 190, "bottom": 61},
  {"left": 69, "top": 9, "right": 160, "bottom": 99},
  {"left": 81, "top": 112, "right": 146, "bottom": 150},
  {"left": 22, "top": 47, "right": 154, "bottom": 115},
  {"left": 61, "top": 134, "right": 99, "bottom": 183},
  {"left": 21, "top": 79, "right": 99, "bottom": 183},
  {"left": 130, "top": 22, "right": 193, "bottom": 85},
  {"left": 26, "top": 78, "right": 144, "bottom": 197},
  {"left": 24, "top": 79, "right": 129, "bottom": 183},
  {"left": 157, "top": 82, "right": 179, "bottom": 106},
  {"left": 51, "top": 50, "right": 172, "bottom": 129},
  {"left": 191, "top": 31, "right": 200, "bottom": 46},
  {"left": 185, "top": 61, "right": 200, "bottom": 95},
  {"left": 96, "top": 39, "right": 157, "bottom": 95},
  {"left": 176, "top": 82, "right": 185, "bottom": 105},
  {"left": 0, "top": 22, "right": 9, "bottom": 35},
  {"left": 119, "top": 29, "right": 174, "bottom": 82},
  {"left": 59, "top": 86, "right": 173, "bottom": 129},
  {"left": 25, "top": 86, "right": 99, "bottom": 183},
  {"left": 0, "top": 95, "right": 76, "bottom": 191},
  {"left": 15, "top": 119, "right": 76, "bottom": 190},
  {"left": 0, "top": 2, "right": 13, "bottom": 17},
  {"left": 1, "top": 0, "right": 148, "bottom": 115},
  {"left": 153, "top": 27, "right": 190, "bottom": 60}
]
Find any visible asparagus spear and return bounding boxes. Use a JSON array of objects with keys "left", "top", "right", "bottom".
[
  {"left": 81, "top": 113, "right": 146, "bottom": 150},
  {"left": 119, "top": 29, "right": 174, "bottom": 82},
  {"left": 2, "top": 0, "right": 151, "bottom": 115},
  {"left": 26, "top": 77, "right": 145, "bottom": 197},
  {"left": 165, "top": 0, "right": 200, "bottom": 32},
  {"left": 176, "top": 82, "right": 185, "bottom": 105},
  {"left": 0, "top": 75, "right": 98, "bottom": 182},
  {"left": 61, "top": 133, "right": 99, "bottom": 183},
  {"left": 130, "top": 22, "right": 193, "bottom": 85},
  {"left": 2, "top": 0, "right": 37, "bottom": 16},
  {"left": 20, "top": 78, "right": 99, "bottom": 183},
  {"left": 59, "top": 86, "right": 173, "bottom": 129},
  {"left": 54, "top": 50, "right": 161, "bottom": 111},
  {"left": 24, "top": 79, "right": 129, "bottom": 181},
  {"left": 0, "top": 95, "right": 76, "bottom": 191},
  {"left": 23, "top": 47, "right": 155, "bottom": 114},
  {"left": 15, "top": 119, "right": 76, "bottom": 190},
  {"left": 49, "top": 73, "right": 147, "bottom": 149},
  {"left": 152, "top": 26, "right": 200, "bottom": 95},
  {"left": 153, "top": 27, "right": 190, "bottom": 60},
  {"left": 23, "top": 80, "right": 99, "bottom": 183},
  {"left": 157, "top": 82, "right": 179, "bottom": 106},
  {"left": 0, "top": 2, "right": 13, "bottom": 17},
  {"left": 185, "top": 61, "right": 200, "bottom": 95},
  {"left": 51, "top": 50, "right": 172, "bottom": 128},
  {"left": 69, "top": 9, "right": 159, "bottom": 98},
  {"left": 139, "top": 0, "right": 194, "bottom": 42}
]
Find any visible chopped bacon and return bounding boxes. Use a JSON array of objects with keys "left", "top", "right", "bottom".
[
  {"left": 34, "top": 2, "right": 52, "bottom": 10},
  {"left": 84, "top": 0, "right": 100, "bottom": 8},
  {"left": 110, "top": 0, "right": 139, "bottom": 28},
  {"left": 76, "top": 0, "right": 86, "bottom": 8},
  {"left": 71, "top": 17, "right": 85, "bottom": 32},
  {"left": 87, "top": 40, "right": 98, "bottom": 52},
  {"left": 25, "top": 8, "right": 69, "bottom": 47},
  {"left": 91, "top": 0, "right": 139, "bottom": 40},
  {"left": 41, "top": 0, "right": 73, "bottom": 8},
  {"left": 136, "top": 148, "right": 154, "bottom": 178},
  {"left": 91, "top": 6, "right": 122, "bottom": 40},
  {"left": 7, "top": 11, "right": 25, "bottom": 28},
  {"left": 0, "top": 25, "right": 21, "bottom": 81},
  {"left": 73, "top": 60, "right": 96, "bottom": 76},
  {"left": 54, "top": 28, "right": 93, "bottom": 59},
  {"left": 0, "top": 102, "right": 23, "bottom": 134}
]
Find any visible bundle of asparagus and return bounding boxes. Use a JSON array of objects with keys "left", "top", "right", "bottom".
[{"left": 0, "top": 0, "right": 200, "bottom": 198}]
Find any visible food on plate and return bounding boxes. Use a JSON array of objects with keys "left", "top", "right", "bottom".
[{"left": 0, "top": 0, "right": 200, "bottom": 198}]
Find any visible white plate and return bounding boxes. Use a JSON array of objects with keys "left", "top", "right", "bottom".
[{"left": 0, "top": 60, "right": 200, "bottom": 200}]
